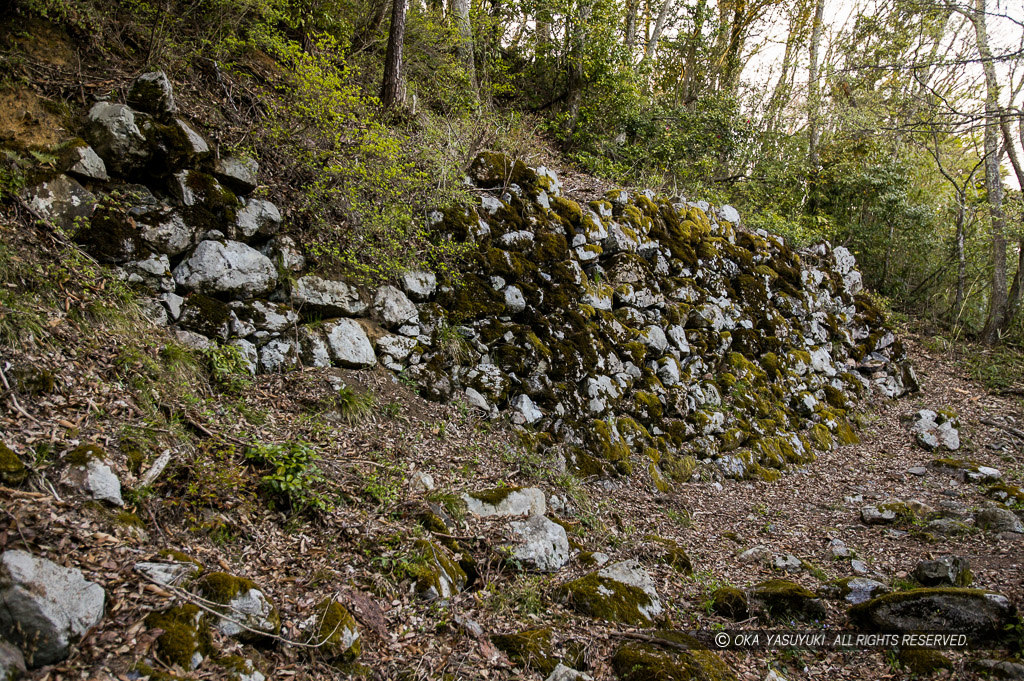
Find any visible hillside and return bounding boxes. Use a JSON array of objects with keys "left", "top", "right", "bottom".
[{"left": 1, "top": 6, "right": 1024, "bottom": 681}]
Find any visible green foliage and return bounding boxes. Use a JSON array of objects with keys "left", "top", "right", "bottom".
[
  {"left": 329, "top": 383, "right": 375, "bottom": 425},
  {"left": 203, "top": 344, "right": 252, "bottom": 393},
  {"left": 245, "top": 441, "right": 333, "bottom": 515}
]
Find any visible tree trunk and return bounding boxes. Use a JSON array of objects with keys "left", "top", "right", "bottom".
[
  {"left": 954, "top": 191, "right": 967, "bottom": 318},
  {"left": 766, "top": 0, "right": 810, "bottom": 135},
  {"left": 681, "top": 0, "right": 708, "bottom": 104},
  {"left": 449, "top": 0, "right": 476, "bottom": 84},
  {"left": 970, "top": 0, "right": 1008, "bottom": 344},
  {"left": 381, "top": 0, "right": 408, "bottom": 109},
  {"left": 806, "top": 0, "right": 825, "bottom": 171},
  {"left": 999, "top": 111, "right": 1024, "bottom": 326},
  {"left": 719, "top": 0, "right": 748, "bottom": 95},
  {"left": 625, "top": 0, "right": 639, "bottom": 53},
  {"left": 566, "top": 1, "right": 592, "bottom": 130},
  {"left": 643, "top": 0, "right": 673, "bottom": 65}
]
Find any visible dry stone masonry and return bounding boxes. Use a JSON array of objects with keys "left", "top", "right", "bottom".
[{"left": 25, "top": 71, "right": 914, "bottom": 489}]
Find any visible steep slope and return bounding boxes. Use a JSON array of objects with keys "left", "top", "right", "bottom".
[{"left": 1, "top": 71, "right": 1022, "bottom": 681}]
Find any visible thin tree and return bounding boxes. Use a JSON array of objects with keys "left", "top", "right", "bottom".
[
  {"left": 450, "top": 0, "right": 476, "bottom": 85},
  {"left": 381, "top": 0, "right": 408, "bottom": 109}
]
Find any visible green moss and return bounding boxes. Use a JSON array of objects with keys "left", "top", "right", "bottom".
[
  {"left": 633, "top": 391, "right": 663, "bottom": 421},
  {"left": 559, "top": 571, "right": 659, "bottom": 626},
  {"left": 0, "top": 442, "right": 28, "bottom": 486},
  {"left": 711, "top": 587, "right": 748, "bottom": 619},
  {"left": 308, "top": 598, "right": 361, "bottom": 663},
  {"left": 648, "top": 536, "right": 692, "bottom": 574},
  {"left": 549, "top": 196, "right": 583, "bottom": 226},
  {"left": 808, "top": 424, "right": 833, "bottom": 451},
  {"left": 987, "top": 484, "right": 1024, "bottom": 505},
  {"left": 589, "top": 419, "right": 631, "bottom": 472},
  {"left": 718, "top": 428, "right": 747, "bottom": 453},
  {"left": 468, "top": 486, "right": 522, "bottom": 506},
  {"left": 611, "top": 631, "right": 738, "bottom": 681},
  {"left": 65, "top": 443, "right": 107, "bottom": 466},
  {"left": 932, "top": 458, "right": 983, "bottom": 473},
  {"left": 491, "top": 628, "right": 558, "bottom": 675},
  {"left": 115, "top": 511, "right": 145, "bottom": 528},
  {"left": 835, "top": 420, "right": 860, "bottom": 445},
  {"left": 442, "top": 273, "right": 507, "bottom": 320},
  {"left": 660, "top": 454, "right": 697, "bottom": 483},
  {"left": 145, "top": 604, "right": 212, "bottom": 670},
  {"left": 409, "top": 539, "right": 467, "bottom": 599},
  {"left": 897, "top": 648, "right": 952, "bottom": 675},
  {"left": 196, "top": 572, "right": 256, "bottom": 604},
  {"left": 9, "top": 365, "right": 56, "bottom": 396}
]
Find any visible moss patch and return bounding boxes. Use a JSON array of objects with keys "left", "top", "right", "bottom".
[
  {"left": 897, "top": 648, "right": 952, "bottom": 675},
  {"left": 747, "top": 580, "right": 826, "bottom": 622},
  {"left": 491, "top": 628, "right": 558, "bottom": 675},
  {"left": 145, "top": 603, "right": 212, "bottom": 670},
  {"left": 710, "top": 587, "right": 748, "bottom": 620},
  {"left": 0, "top": 442, "right": 28, "bottom": 486}
]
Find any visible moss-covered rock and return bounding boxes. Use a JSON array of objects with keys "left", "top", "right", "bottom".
[
  {"left": 710, "top": 587, "right": 748, "bottom": 620},
  {"left": 491, "top": 628, "right": 558, "bottom": 675},
  {"left": 746, "top": 580, "right": 826, "bottom": 623},
  {"left": 611, "top": 631, "right": 738, "bottom": 681},
  {"left": 848, "top": 588, "right": 1015, "bottom": 640},
  {"left": 305, "top": 598, "right": 361, "bottom": 663},
  {"left": 559, "top": 560, "right": 663, "bottom": 626},
  {"left": 0, "top": 443, "right": 28, "bottom": 486},
  {"left": 408, "top": 539, "right": 467, "bottom": 601},
  {"left": 195, "top": 572, "right": 281, "bottom": 643},
  {"left": 144, "top": 603, "right": 212, "bottom": 670}
]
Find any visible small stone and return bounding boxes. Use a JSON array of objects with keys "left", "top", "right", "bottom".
[
  {"left": 61, "top": 455, "right": 123, "bottom": 506},
  {"left": 409, "top": 471, "right": 435, "bottom": 493},
  {"left": 907, "top": 466, "right": 928, "bottom": 477},
  {"left": 510, "top": 394, "right": 543, "bottom": 425},
  {"left": 0, "top": 639, "right": 26, "bottom": 680},
  {"left": 829, "top": 539, "right": 852, "bottom": 559},
  {"left": 234, "top": 199, "right": 281, "bottom": 240},
  {"left": 546, "top": 663, "right": 594, "bottom": 681},
  {"left": 400, "top": 270, "right": 436, "bottom": 301},
  {"left": 134, "top": 561, "right": 201, "bottom": 588},
  {"left": 61, "top": 142, "right": 108, "bottom": 182},
  {"left": 913, "top": 556, "right": 971, "bottom": 587},
  {"left": 772, "top": 554, "right": 802, "bottom": 573}
]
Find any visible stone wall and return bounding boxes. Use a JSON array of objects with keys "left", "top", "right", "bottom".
[{"left": 24, "top": 72, "right": 915, "bottom": 486}]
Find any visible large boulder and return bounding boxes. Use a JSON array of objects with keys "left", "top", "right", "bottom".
[
  {"left": 849, "top": 588, "right": 1015, "bottom": 640},
  {"left": 84, "top": 102, "right": 150, "bottom": 174},
  {"left": 0, "top": 550, "right": 105, "bottom": 667},
  {"left": 400, "top": 270, "right": 437, "bottom": 302},
  {"left": 292, "top": 275, "right": 368, "bottom": 317},
  {"left": 173, "top": 240, "right": 278, "bottom": 298},
  {"left": 21, "top": 175, "right": 96, "bottom": 231},
  {"left": 559, "top": 560, "right": 663, "bottom": 626},
  {"left": 504, "top": 515, "right": 570, "bottom": 572},
  {"left": 323, "top": 319, "right": 376, "bottom": 368}
]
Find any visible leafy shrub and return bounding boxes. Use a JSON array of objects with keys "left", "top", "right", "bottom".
[
  {"left": 203, "top": 343, "right": 252, "bottom": 393},
  {"left": 245, "top": 441, "right": 332, "bottom": 515}
]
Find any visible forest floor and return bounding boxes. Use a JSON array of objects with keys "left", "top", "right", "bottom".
[{"left": 2, "top": 219, "right": 1023, "bottom": 681}]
